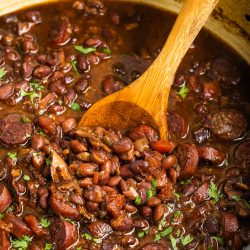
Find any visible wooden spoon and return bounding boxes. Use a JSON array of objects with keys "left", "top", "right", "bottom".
[
  {"left": 0, "top": 0, "right": 218, "bottom": 139},
  {"left": 78, "top": 0, "right": 219, "bottom": 139}
]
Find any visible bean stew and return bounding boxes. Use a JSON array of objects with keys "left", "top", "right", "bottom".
[{"left": 0, "top": 1, "right": 249, "bottom": 249}]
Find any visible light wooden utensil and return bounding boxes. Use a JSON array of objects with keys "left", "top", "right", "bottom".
[
  {"left": 0, "top": 0, "right": 218, "bottom": 139},
  {"left": 79, "top": 0, "right": 219, "bottom": 139}
]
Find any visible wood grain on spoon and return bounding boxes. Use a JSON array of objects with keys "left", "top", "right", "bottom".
[{"left": 79, "top": 0, "right": 219, "bottom": 139}]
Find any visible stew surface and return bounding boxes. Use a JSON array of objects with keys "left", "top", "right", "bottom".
[{"left": 0, "top": 1, "right": 249, "bottom": 249}]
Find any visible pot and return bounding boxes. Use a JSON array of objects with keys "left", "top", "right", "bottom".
[{"left": 1, "top": 0, "right": 249, "bottom": 64}]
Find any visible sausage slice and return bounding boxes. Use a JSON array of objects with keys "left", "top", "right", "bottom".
[
  {"left": 0, "top": 184, "right": 12, "bottom": 213},
  {"left": 0, "top": 113, "right": 33, "bottom": 145}
]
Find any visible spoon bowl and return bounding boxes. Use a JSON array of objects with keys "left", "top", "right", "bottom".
[{"left": 79, "top": 0, "right": 219, "bottom": 139}]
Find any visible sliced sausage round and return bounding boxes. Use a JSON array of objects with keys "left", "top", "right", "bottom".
[
  {"left": 3, "top": 214, "right": 33, "bottom": 238},
  {"left": 87, "top": 221, "right": 113, "bottom": 238},
  {"left": 168, "top": 111, "right": 189, "bottom": 138},
  {"left": 23, "top": 214, "right": 48, "bottom": 236},
  {"left": 0, "top": 184, "right": 12, "bottom": 212},
  {"left": 221, "top": 212, "right": 239, "bottom": 240},
  {"left": 49, "top": 197, "right": 81, "bottom": 220},
  {"left": 175, "top": 144, "right": 199, "bottom": 179},
  {"left": 210, "top": 109, "right": 247, "bottom": 140},
  {"left": 50, "top": 218, "right": 78, "bottom": 250},
  {"left": 234, "top": 140, "right": 250, "bottom": 168},
  {"left": 0, "top": 113, "right": 33, "bottom": 145},
  {"left": 198, "top": 146, "right": 226, "bottom": 165}
]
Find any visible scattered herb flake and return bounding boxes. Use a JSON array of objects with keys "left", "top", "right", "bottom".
[
  {"left": 38, "top": 131, "right": 46, "bottom": 137},
  {"left": 45, "top": 158, "right": 51, "bottom": 166},
  {"left": 135, "top": 196, "right": 141, "bottom": 206},
  {"left": 232, "top": 195, "right": 250, "bottom": 209},
  {"left": 11, "top": 235, "right": 32, "bottom": 250},
  {"left": 23, "top": 175, "right": 30, "bottom": 181},
  {"left": 151, "top": 179, "right": 157, "bottom": 190},
  {"left": 212, "top": 236, "right": 224, "bottom": 246},
  {"left": 137, "top": 230, "right": 149, "bottom": 238},
  {"left": 7, "top": 152, "right": 17, "bottom": 161},
  {"left": 64, "top": 218, "right": 76, "bottom": 225},
  {"left": 0, "top": 68, "right": 6, "bottom": 79},
  {"left": 176, "top": 229, "right": 181, "bottom": 238},
  {"left": 169, "top": 234, "right": 177, "bottom": 250},
  {"left": 0, "top": 213, "right": 4, "bottom": 219},
  {"left": 172, "top": 210, "right": 182, "bottom": 220},
  {"left": 102, "top": 48, "right": 111, "bottom": 54},
  {"left": 40, "top": 218, "right": 51, "bottom": 228},
  {"left": 173, "top": 192, "right": 181, "bottom": 200},
  {"left": 21, "top": 116, "right": 31, "bottom": 123},
  {"left": 180, "top": 179, "right": 192, "bottom": 185},
  {"left": 76, "top": 247, "right": 82, "bottom": 250},
  {"left": 30, "top": 80, "right": 44, "bottom": 91},
  {"left": 209, "top": 182, "right": 220, "bottom": 203},
  {"left": 70, "top": 102, "right": 81, "bottom": 111},
  {"left": 74, "top": 45, "right": 96, "bottom": 54},
  {"left": 20, "top": 89, "right": 40, "bottom": 104},
  {"left": 146, "top": 189, "right": 155, "bottom": 198},
  {"left": 71, "top": 59, "right": 80, "bottom": 76},
  {"left": 181, "top": 234, "right": 194, "bottom": 246},
  {"left": 154, "top": 227, "right": 173, "bottom": 241},
  {"left": 82, "top": 232, "right": 101, "bottom": 244},
  {"left": 45, "top": 243, "right": 53, "bottom": 250},
  {"left": 157, "top": 218, "right": 166, "bottom": 230},
  {"left": 177, "top": 83, "right": 189, "bottom": 99}
]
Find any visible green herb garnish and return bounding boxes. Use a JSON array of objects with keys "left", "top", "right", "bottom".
[
  {"left": 70, "top": 102, "right": 81, "bottom": 111},
  {"left": 137, "top": 230, "right": 149, "bottom": 238},
  {"left": 71, "top": 59, "right": 80, "bottom": 76},
  {"left": 45, "top": 158, "right": 51, "bottom": 166},
  {"left": 0, "top": 213, "right": 4, "bottom": 219},
  {"left": 74, "top": 45, "right": 96, "bottom": 54},
  {"left": 102, "top": 48, "right": 111, "bottom": 54},
  {"left": 173, "top": 192, "right": 181, "bottom": 200},
  {"left": 0, "top": 68, "right": 6, "bottom": 79},
  {"left": 169, "top": 234, "right": 177, "bottom": 250},
  {"left": 11, "top": 235, "right": 32, "bottom": 250},
  {"left": 172, "top": 210, "right": 182, "bottom": 220},
  {"left": 82, "top": 232, "right": 101, "bottom": 244},
  {"left": 7, "top": 152, "right": 17, "bottom": 161},
  {"left": 146, "top": 179, "right": 157, "bottom": 198},
  {"left": 157, "top": 218, "right": 166, "bottom": 230},
  {"left": 181, "top": 234, "right": 194, "bottom": 246},
  {"left": 40, "top": 218, "right": 51, "bottom": 228},
  {"left": 23, "top": 175, "right": 30, "bottom": 181},
  {"left": 135, "top": 196, "right": 141, "bottom": 206},
  {"left": 154, "top": 227, "right": 173, "bottom": 241},
  {"left": 20, "top": 89, "right": 40, "bottom": 105},
  {"left": 177, "top": 83, "right": 189, "bottom": 99},
  {"left": 232, "top": 195, "right": 250, "bottom": 209},
  {"left": 30, "top": 80, "right": 44, "bottom": 91},
  {"left": 21, "top": 116, "right": 31, "bottom": 123},
  {"left": 44, "top": 243, "right": 53, "bottom": 250},
  {"left": 209, "top": 182, "right": 220, "bottom": 203},
  {"left": 212, "top": 236, "right": 224, "bottom": 246}
]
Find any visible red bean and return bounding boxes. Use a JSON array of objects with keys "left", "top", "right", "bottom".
[
  {"left": 31, "top": 134, "right": 46, "bottom": 149},
  {"left": 146, "top": 197, "right": 161, "bottom": 207},
  {"left": 150, "top": 140, "right": 176, "bottom": 154},
  {"left": 39, "top": 116, "right": 57, "bottom": 135},
  {"left": 162, "top": 155, "right": 177, "bottom": 169},
  {"left": 70, "top": 140, "right": 87, "bottom": 153},
  {"left": 62, "top": 117, "right": 76, "bottom": 134},
  {"left": 140, "top": 206, "right": 152, "bottom": 218},
  {"left": 153, "top": 204, "right": 165, "bottom": 223}
]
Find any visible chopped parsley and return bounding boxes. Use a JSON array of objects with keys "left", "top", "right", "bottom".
[
  {"left": 30, "top": 80, "right": 44, "bottom": 91},
  {"left": 0, "top": 213, "right": 4, "bottom": 219},
  {"left": 71, "top": 59, "right": 80, "bottom": 76},
  {"left": 172, "top": 210, "right": 182, "bottom": 220},
  {"left": 169, "top": 234, "right": 177, "bottom": 250},
  {"left": 135, "top": 196, "right": 141, "bottom": 206},
  {"left": 45, "top": 158, "right": 51, "bottom": 166},
  {"left": 177, "top": 83, "right": 189, "bottom": 99},
  {"left": 181, "top": 234, "right": 194, "bottom": 246},
  {"left": 157, "top": 218, "right": 166, "bottom": 230},
  {"left": 212, "top": 236, "right": 224, "bottom": 246},
  {"left": 11, "top": 235, "right": 32, "bottom": 250},
  {"left": 180, "top": 179, "right": 192, "bottom": 185},
  {"left": 0, "top": 68, "right": 6, "bottom": 79},
  {"left": 23, "top": 175, "right": 30, "bottom": 181},
  {"left": 82, "top": 232, "right": 101, "bottom": 244},
  {"left": 7, "top": 152, "right": 17, "bottom": 161},
  {"left": 209, "top": 182, "right": 220, "bottom": 203},
  {"left": 21, "top": 116, "right": 31, "bottom": 123},
  {"left": 76, "top": 247, "right": 82, "bottom": 250},
  {"left": 154, "top": 227, "right": 173, "bottom": 241},
  {"left": 137, "top": 230, "right": 149, "bottom": 238},
  {"left": 70, "top": 102, "right": 81, "bottom": 111},
  {"left": 44, "top": 243, "right": 53, "bottom": 250},
  {"left": 40, "top": 218, "right": 51, "bottom": 228},
  {"left": 20, "top": 89, "right": 40, "bottom": 105},
  {"left": 74, "top": 45, "right": 96, "bottom": 54},
  {"left": 102, "top": 48, "right": 111, "bottom": 54},
  {"left": 146, "top": 179, "right": 157, "bottom": 198},
  {"left": 232, "top": 195, "right": 250, "bottom": 209},
  {"left": 64, "top": 218, "right": 76, "bottom": 225},
  {"left": 173, "top": 192, "right": 181, "bottom": 200}
]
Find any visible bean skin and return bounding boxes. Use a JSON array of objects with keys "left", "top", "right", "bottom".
[{"left": 153, "top": 204, "right": 165, "bottom": 223}]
